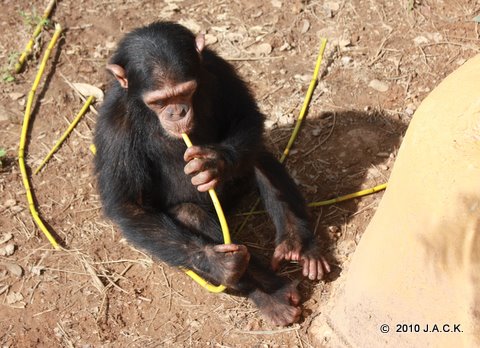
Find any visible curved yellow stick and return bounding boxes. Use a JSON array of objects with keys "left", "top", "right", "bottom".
[
  {"left": 35, "top": 96, "right": 96, "bottom": 174},
  {"left": 181, "top": 133, "right": 230, "bottom": 292},
  {"left": 18, "top": 23, "right": 62, "bottom": 249},
  {"left": 15, "top": 0, "right": 56, "bottom": 73},
  {"left": 280, "top": 38, "right": 327, "bottom": 164}
]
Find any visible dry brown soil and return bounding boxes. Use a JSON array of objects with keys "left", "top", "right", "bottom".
[{"left": 0, "top": 0, "right": 478, "bottom": 347}]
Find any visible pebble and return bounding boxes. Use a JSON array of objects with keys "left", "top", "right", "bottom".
[
  {"left": 0, "top": 233, "right": 13, "bottom": 244},
  {"left": 0, "top": 243, "right": 15, "bottom": 256},
  {"left": 8, "top": 92, "right": 24, "bottom": 101},
  {"left": 324, "top": 1, "right": 340, "bottom": 11},
  {"left": 6, "top": 291, "right": 24, "bottom": 305},
  {"left": 300, "top": 19, "right": 310, "bottom": 34},
  {"left": 4, "top": 262, "right": 23, "bottom": 277},
  {"left": 271, "top": 0, "right": 282, "bottom": 8},
  {"left": 205, "top": 34, "right": 218, "bottom": 45},
  {"left": 368, "top": 79, "right": 389, "bottom": 92},
  {"left": 413, "top": 36, "right": 429, "bottom": 45},
  {"left": 264, "top": 119, "right": 277, "bottom": 129},
  {"left": 341, "top": 56, "right": 353, "bottom": 65},
  {"left": 251, "top": 43, "right": 272, "bottom": 56}
]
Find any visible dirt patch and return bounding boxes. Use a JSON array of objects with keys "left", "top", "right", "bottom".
[{"left": 0, "top": 0, "right": 478, "bottom": 346}]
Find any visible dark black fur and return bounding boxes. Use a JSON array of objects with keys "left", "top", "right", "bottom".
[{"left": 94, "top": 22, "right": 316, "bottom": 310}]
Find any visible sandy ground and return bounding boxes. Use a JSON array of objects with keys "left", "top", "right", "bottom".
[{"left": 0, "top": 0, "right": 478, "bottom": 346}]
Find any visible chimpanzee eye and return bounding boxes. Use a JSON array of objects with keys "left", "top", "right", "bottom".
[{"left": 153, "top": 100, "right": 165, "bottom": 107}]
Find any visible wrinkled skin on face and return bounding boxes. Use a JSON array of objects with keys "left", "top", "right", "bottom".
[{"left": 142, "top": 80, "right": 198, "bottom": 138}]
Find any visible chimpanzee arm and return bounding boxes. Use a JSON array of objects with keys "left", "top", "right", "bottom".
[{"left": 202, "top": 50, "right": 266, "bottom": 174}]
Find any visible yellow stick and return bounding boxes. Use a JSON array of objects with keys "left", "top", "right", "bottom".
[
  {"left": 308, "top": 183, "right": 387, "bottom": 207},
  {"left": 280, "top": 38, "right": 327, "bottom": 164},
  {"left": 237, "top": 38, "right": 328, "bottom": 235},
  {"left": 181, "top": 133, "right": 229, "bottom": 293},
  {"left": 235, "top": 183, "right": 388, "bottom": 216},
  {"left": 18, "top": 23, "right": 62, "bottom": 250},
  {"left": 34, "top": 96, "right": 95, "bottom": 174},
  {"left": 15, "top": 0, "right": 57, "bottom": 73}
]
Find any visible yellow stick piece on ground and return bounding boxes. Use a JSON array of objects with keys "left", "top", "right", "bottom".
[
  {"left": 15, "top": 0, "right": 56, "bottom": 73},
  {"left": 308, "top": 183, "right": 387, "bottom": 207},
  {"left": 35, "top": 96, "right": 96, "bottom": 174},
  {"left": 18, "top": 23, "right": 62, "bottom": 250},
  {"left": 181, "top": 133, "right": 229, "bottom": 293}
]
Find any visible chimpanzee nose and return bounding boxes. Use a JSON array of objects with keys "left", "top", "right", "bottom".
[{"left": 169, "top": 104, "right": 189, "bottom": 118}]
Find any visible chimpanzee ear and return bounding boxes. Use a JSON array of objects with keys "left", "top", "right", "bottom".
[
  {"left": 106, "top": 64, "right": 128, "bottom": 89},
  {"left": 195, "top": 34, "right": 205, "bottom": 53}
]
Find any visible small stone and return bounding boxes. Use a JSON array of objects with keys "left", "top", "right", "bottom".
[
  {"left": 341, "top": 56, "right": 353, "bottom": 65},
  {"left": 300, "top": 19, "right": 310, "bottom": 34},
  {"left": 4, "top": 263, "right": 23, "bottom": 277},
  {"left": 30, "top": 266, "right": 45, "bottom": 276},
  {"left": 324, "top": 1, "right": 340, "bottom": 11},
  {"left": 10, "top": 206, "right": 24, "bottom": 214},
  {"left": 271, "top": 0, "right": 282, "bottom": 8},
  {"left": 6, "top": 291, "right": 24, "bottom": 305},
  {"left": 339, "top": 38, "right": 352, "bottom": 48},
  {"left": 368, "top": 79, "right": 389, "bottom": 92},
  {"left": 251, "top": 43, "right": 272, "bottom": 56},
  {"left": 8, "top": 92, "right": 24, "bottom": 101},
  {"left": 204, "top": 34, "right": 218, "bottom": 45},
  {"left": 4, "top": 199, "right": 16, "bottom": 208},
  {"left": 264, "top": 119, "right": 277, "bottom": 129},
  {"left": 413, "top": 36, "right": 428, "bottom": 45},
  {"left": 0, "top": 243, "right": 15, "bottom": 256},
  {"left": 405, "top": 103, "right": 416, "bottom": 116},
  {"left": 279, "top": 42, "right": 291, "bottom": 51},
  {"left": 312, "top": 128, "right": 321, "bottom": 137},
  {"left": 0, "top": 233, "right": 13, "bottom": 244}
]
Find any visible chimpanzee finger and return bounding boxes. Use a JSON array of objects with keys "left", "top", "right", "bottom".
[
  {"left": 197, "top": 180, "right": 218, "bottom": 192},
  {"left": 321, "top": 257, "right": 331, "bottom": 274},
  {"left": 184, "top": 158, "right": 204, "bottom": 175},
  {"left": 213, "top": 244, "right": 242, "bottom": 253},
  {"left": 184, "top": 146, "right": 216, "bottom": 162},
  {"left": 309, "top": 259, "right": 318, "bottom": 280},
  {"left": 191, "top": 170, "right": 216, "bottom": 187},
  {"left": 291, "top": 250, "right": 300, "bottom": 261}
]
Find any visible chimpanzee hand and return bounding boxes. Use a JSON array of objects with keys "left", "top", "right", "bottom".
[
  {"left": 271, "top": 241, "right": 331, "bottom": 280},
  {"left": 204, "top": 244, "right": 250, "bottom": 286},
  {"left": 184, "top": 146, "right": 230, "bottom": 192}
]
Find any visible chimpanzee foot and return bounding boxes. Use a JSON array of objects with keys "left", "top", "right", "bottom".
[{"left": 249, "top": 281, "right": 301, "bottom": 326}]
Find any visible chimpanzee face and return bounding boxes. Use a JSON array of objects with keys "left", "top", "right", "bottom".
[{"left": 142, "top": 80, "right": 197, "bottom": 138}]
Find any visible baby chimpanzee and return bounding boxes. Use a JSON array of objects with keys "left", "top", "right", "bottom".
[{"left": 94, "top": 21, "right": 330, "bottom": 326}]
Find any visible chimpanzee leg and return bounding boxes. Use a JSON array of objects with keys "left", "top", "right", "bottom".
[
  {"left": 173, "top": 203, "right": 302, "bottom": 325},
  {"left": 254, "top": 151, "right": 330, "bottom": 280},
  {"left": 168, "top": 203, "right": 250, "bottom": 286}
]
